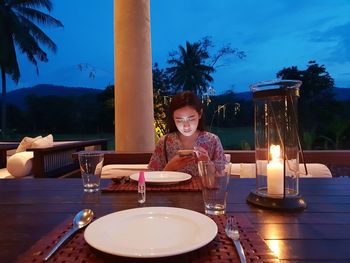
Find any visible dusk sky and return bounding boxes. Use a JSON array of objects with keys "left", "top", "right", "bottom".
[{"left": 8, "top": 0, "right": 350, "bottom": 94}]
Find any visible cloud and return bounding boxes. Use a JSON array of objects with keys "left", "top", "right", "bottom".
[{"left": 311, "top": 21, "right": 350, "bottom": 63}]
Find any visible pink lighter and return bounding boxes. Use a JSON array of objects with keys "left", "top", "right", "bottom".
[{"left": 138, "top": 171, "right": 146, "bottom": 204}]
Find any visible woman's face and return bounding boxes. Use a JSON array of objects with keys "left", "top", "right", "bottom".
[{"left": 173, "top": 106, "right": 201, "bottom": 137}]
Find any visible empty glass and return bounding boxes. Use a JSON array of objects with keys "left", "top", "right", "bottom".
[
  {"left": 78, "top": 152, "right": 104, "bottom": 193},
  {"left": 198, "top": 161, "right": 230, "bottom": 215}
]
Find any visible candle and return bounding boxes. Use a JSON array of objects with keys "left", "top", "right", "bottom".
[{"left": 267, "top": 144, "right": 284, "bottom": 195}]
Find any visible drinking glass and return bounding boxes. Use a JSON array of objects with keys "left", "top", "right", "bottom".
[
  {"left": 198, "top": 161, "right": 230, "bottom": 215},
  {"left": 78, "top": 152, "right": 104, "bottom": 193}
]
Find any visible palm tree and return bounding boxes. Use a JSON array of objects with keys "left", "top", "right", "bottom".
[
  {"left": 167, "top": 41, "right": 214, "bottom": 96},
  {"left": 0, "top": 0, "right": 63, "bottom": 137}
]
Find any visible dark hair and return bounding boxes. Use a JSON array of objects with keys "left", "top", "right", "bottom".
[{"left": 167, "top": 91, "right": 205, "bottom": 133}]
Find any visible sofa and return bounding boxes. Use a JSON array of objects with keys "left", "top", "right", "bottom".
[{"left": 0, "top": 137, "right": 108, "bottom": 178}]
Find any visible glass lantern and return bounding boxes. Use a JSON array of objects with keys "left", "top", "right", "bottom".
[{"left": 247, "top": 80, "right": 307, "bottom": 210}]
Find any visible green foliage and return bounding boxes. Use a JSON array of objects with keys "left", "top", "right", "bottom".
[
  {"left": 166, "top": 36, "right": 245, "bottom": 96},
  {"left": 327, "top": 116, "right": 350, "bottom": 149},
  {"left": 153, "top": 89, "right": 169, "bottom": 138},
  {"left": 97, "top": 85, "right": 114, "bottom": 132},
  {"left": 277, "top": 61, "right": 350, "bottom": 149},
  {"left": 0, "top": 0, "right": 63, "bottom": 136},
  {"left": 204, "top": 91, "right": 254, "bottom": 130},
  {"left": 152, "top": 63, "right": 172, "bottom": 137},
  {"left": 153, "top": 63, "right": 171, "bottom": 94},
  {"left": 303, "top": 130, "right": 317, "bottom": 150},
  {"left": 25, "top": 95, "right": 76, "bottom": 133},
  {"left": 277, "top": 61, "right": 336, "bottom": 131},
  {"left": 1, "top": 85, "right": 114, "bottom": 135},
  {"left": 211, "top": 126, "right": 254, "bottom": 149},
  {"left": 167, "top": 40, "right": 214, "bottom": 96}
]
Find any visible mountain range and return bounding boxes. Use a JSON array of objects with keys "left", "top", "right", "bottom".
[
  {"left": 4, "top": 84, "right": 350, "bottom": 110},
  {"left": 6, "top": 84, "right": 101, "bottom": 109}
]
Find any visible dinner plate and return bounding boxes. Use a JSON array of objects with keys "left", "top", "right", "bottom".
[
  {"left": 129, "top": 171, "right": 192, "bottom": 184},
  {"left": 84, "top": 207, "right": 218, "bottom": 258}
]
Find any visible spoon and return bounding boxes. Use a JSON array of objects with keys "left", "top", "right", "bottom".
[{"left": 43, "top": 209, "right": 94, "bottom": 261}]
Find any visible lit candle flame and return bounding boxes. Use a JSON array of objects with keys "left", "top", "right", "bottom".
[{"left": 270, "top": 144, "right": 281, "bottom": 161}]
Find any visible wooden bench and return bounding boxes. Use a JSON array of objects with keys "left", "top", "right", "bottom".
[
  {"left": 0, "top": 142, "right": 19, "bottom": 168},
  {"left": 0, "top": 139, "right": 108, "bottom": 178},
  {"left": 29, "top": 139, "right": 108, "bottom": 178}
]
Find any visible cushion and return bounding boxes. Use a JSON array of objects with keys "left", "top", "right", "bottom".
[
  {"left": 31, "top": 134, "right": 54, "bottom": 148},
  {"left": 229, "top": 163, "right": 332, "bottom": 178},
  {"left": 299, "top": 163, "right": 332, "bottom": 178},
  {"left": 16, "top": 136, "right": 42, "bottom": 153},
  {"left": 230, "top": 163, "right": 256, "bottom": 178},
  {"left": 7, "top": 152, "right": 34, "bottom": 178},
  {"left": 224, "top": 154, "right": 231, "bottom": 163},
  {"left": 0, "top": 168, "right": 14, "bottom": 179}
]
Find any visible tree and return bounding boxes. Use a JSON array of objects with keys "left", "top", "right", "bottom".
[
  {"left": 97, "top": 85, "right": 115, "bottom": 133},
  {"left": 152, "top": 63, "right": 172, "bottom": 138},
  {"left": 166, "top": 37, "right": 245, "bottom": 96},
  {"left": 277, "top": 61, "right": 339, "bottom": 148},
  {"left": 25, "top": 95, "right": 75, "bottom": 133},
  {"left": 0, "top": 0, "right": 63, "bottom": 137},
  {"left": 277, "top": 61, "right": 334, "bottom": 100},
  {"left": 152, "top": 63, "right": 171, "bottom": 94},
  {"left": 167, "top": 41, "right": 214, "bottom": 96}
]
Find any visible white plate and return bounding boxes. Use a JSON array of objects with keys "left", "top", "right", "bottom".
[
  {"left": 84, "top": 207, "right": 217, "bottom": 258},
  {"left": 129, "top": 171, "right": 192, "bottom": 184}
]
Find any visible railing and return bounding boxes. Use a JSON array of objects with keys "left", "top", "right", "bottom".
[
  {"left": 102, "top": 150, "right": 350, "bottom": 177},
  {"left": 224, "top": 150, "right": 350, "bottom": 177},
  {"left": 28, "top": 139, "right": 108, "bottom": 178}
]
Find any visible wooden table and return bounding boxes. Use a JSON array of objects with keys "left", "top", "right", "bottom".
[{"left": 0, "top": 177, "right": 349, "bottom": 262}]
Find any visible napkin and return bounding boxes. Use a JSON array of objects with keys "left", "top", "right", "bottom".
[{"left": 16, "top": 135, "right": 42, "bottom": 153}]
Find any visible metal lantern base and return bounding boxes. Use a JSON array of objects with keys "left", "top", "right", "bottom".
[{"left": 247, "top": 190, "right": 307, "bottom": 211}]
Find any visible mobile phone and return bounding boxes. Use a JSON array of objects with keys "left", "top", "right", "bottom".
[{"left": 177, "top": 150, "right": 195, "bottom": 157}]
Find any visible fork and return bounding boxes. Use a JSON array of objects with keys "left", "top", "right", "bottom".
[{"left": 225, "top": 217, "right": 247, "bottom": 263}]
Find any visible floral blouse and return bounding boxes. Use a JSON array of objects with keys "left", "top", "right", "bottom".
[{"left": 148, "top": 131, "right": 226, "bottom": 176}]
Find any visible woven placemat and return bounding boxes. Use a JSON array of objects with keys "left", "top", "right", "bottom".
[
  {"left": 102, "top": 176, "right": 202, "bottom": 192},
  {"left": 17, "top": 214, "right": 279, "bottom": 263}
]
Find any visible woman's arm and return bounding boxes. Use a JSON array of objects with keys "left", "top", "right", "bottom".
[{"left": 148, "top": 137, "right": 167, "bottom": 171}]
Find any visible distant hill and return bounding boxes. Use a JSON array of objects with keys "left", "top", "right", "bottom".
[
  {"left": 235, "top": 87, "right": 350, "bottom": 101},
  {"left": 5, "top": 84, "right": 102, "bottom": 109},
  {"left": 235, "top": 91, "right": 252, "bottom": 101},
  {"left": 3, "top": 84, "right": 350, "bottom": 111},
  {"left": 334, "top": 87, "right": 350, "bottom": 100}
]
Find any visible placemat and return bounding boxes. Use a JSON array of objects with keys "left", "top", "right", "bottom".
[
  {"left": 17, "top": 214, "right": 279, "bottom": 263},
  {"left": 102, "top": 176, "right": 202, "bottom": 192}
]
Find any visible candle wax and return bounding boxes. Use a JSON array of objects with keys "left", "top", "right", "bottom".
[{"left": 267, "top": 160, "right": 284, "bottom": 195}]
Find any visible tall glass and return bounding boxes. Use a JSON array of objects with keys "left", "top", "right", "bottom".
[{"left": 198, "top": 161, "right": 230, "bottom": 215}]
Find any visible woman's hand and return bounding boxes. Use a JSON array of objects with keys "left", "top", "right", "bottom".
[
  {"left": 194, "top": 146, "right": 210, "bottom": 161},
  {"left": 164, "top": 155, "right": 195, "bottom": 171}
]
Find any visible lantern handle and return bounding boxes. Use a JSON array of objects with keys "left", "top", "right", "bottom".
[{"left": 289, "top": 94, "right": 308, "bottom": 176}]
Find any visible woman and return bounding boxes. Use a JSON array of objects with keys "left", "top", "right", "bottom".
[{"left": 148, "top": 91, "right": 226, "bottom": 176}]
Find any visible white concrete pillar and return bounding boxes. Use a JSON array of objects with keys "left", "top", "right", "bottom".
[{"left": 114, "top": 0, "right": 155, "bottom": 152}]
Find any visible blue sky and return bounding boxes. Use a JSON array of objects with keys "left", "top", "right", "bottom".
[{"left": 9, "top": 0, "right": 350, "bottom": 94}]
